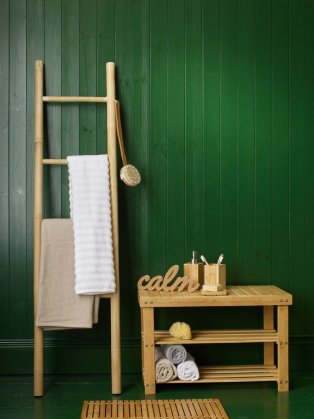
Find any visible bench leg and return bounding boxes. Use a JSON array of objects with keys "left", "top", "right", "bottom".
[
  {"left": 142, "top": 307, "right": 155, "bottom": 395},
  {"left": 277, "top": 305, "right": 289, "bottom": 392},
  {"left": 140, "top": 308, "right": 145, "bottom": 383},
  {"left": 263, "top": 306, "right": 274, "bottom": 366}
]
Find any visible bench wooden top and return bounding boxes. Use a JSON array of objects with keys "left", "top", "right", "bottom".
[{"left": 138, "top": 285, "right": 292, "bottom": 307}]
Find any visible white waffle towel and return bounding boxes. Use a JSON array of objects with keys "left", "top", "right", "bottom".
[
  {"left": 67, "top": 155, "right": 115, "bottom": 295},
  {"left": 177, "top": 353, "right": 200, "bottom": 381}
]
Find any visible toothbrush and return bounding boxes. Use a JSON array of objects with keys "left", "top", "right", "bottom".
[
  {"left": 200, "top": 255, "right": 209, "bottom": 265},
  {"left": 217, "top": 254, "right": 224, "bottom": 264},
  {"left": 192, "top": 251, "right": 197, "bottom": 264}
]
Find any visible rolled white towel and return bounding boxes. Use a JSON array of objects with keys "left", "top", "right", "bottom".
[
  {"left": 177, "top": 353, "right": 200, "bottom": 382},
  {"left": 155, "top": 347, "right": 177, "bottom": 383},
  {"left": 161, "top": 344, "right": 187, "bottom": 365}
]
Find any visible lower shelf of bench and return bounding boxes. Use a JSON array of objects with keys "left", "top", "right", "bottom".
[
  {"left": 159, "top": 365, "right": 278, "bottom": 384},
  {"left": 154, "top": 329, "right": 278, "bottom": 344}
]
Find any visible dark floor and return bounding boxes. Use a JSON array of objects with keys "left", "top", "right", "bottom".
[{"left": 0, "top": 372, "right": 314, "bottom": 418}]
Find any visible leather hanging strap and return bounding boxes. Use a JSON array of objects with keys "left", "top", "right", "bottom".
[{"left": 114, "top": 100, "right": 128, "bottom": 166}]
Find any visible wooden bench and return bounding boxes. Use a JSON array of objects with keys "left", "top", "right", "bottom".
[{"left": 138, "top": 285, "right": 293, "bottom": 395}]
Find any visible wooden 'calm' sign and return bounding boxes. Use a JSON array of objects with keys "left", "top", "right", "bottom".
[{"left": 137, "top": 265, "right": 200, "bottom": 292}]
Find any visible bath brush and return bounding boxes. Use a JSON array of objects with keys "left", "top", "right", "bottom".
[{"left": 114, "top": 100, "right": 141, "bottom": 187}]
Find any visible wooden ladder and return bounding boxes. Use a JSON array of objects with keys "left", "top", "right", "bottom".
[{"left": 33, "top": 60, "right": 121, "bottom": 397}]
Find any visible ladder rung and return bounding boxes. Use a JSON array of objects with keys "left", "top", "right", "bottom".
[
  {"left": 43, "top": 96, "right": 108, "bottom": 103},
  {"left": 43, "top": 159, "right": 67, "bottom": 165}
]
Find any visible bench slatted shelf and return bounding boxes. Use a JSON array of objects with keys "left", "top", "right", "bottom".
[
  {"left": 168, "top": 365, "right": 278, "bottom": 384},
  {"left": 154, "top": 329, "right": 278, "bottom": 344},
  {"left": 138, "top": 285, "right": 292, "bottom": 395}
]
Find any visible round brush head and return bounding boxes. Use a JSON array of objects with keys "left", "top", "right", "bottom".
[{"left": 120, "top": 164, "right": 141, "bottom": 187}]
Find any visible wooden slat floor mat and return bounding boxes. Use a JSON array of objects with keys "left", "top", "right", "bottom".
[{"left": 81, "top": 398, "right": 229, "bottom": 419}]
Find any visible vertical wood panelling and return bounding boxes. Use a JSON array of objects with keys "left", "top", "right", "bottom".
[
  {"left": 220, "top": 0, "right": 238, "bottom": 281},
  {"left": 130, "top": 0, "right": 150, "bottom": 273},
  {"left": 44, "top": 0, "right": 61, "bottom": 218},
  {"left": 185, "top": 0, "right": 203, "bottom": 260},
  {"left": 126, "top": 0, "right": 150, "bottom": 338},
  {"left": 305, "top": 0, "right": 314, "bottom": 334},
  {"left": 167, "top": 0, "right": 185, "bottom": 268},
  {"left": 165, "top": 0, "right": 186, "bottom": 325},
  {"left": 167, "top": 0, "right": 186, "bottom": 266},
  {"left": 254, "top": 0, "right": 272, "bottom": 282},
  {"left": 79, "top": 0, "right": 97, "bottom": 156},
  {"left": 0, "top": 0, "right": 10, "bottom": 337},
  {"left": 271, "top": 0, "right": 290, "bottom": 291},
  {"left": 26, "top": 0, "right": 45, "bottom": 335},
  {"left": 149, "top": 0, "right": 168, "bottom": 329},
  {"left": 149, "top": 0, "right": 167, "bottom": 275},
  {"left": 9, "top": 0, "right": 27, "bottom": 337},
  {"left": 203, "top": 0, "right": 221, "bottom": 262},
  {"left": 237, "top": 0, "right": 255, "bottom": 281},
  {"left": 289, "top": 0, "right": 307, "bottom": 334},
  {"left": 96, "top": 0, "right": 115, "bottom": 154},
  {"left": 115, "top": 0, "right": 135, "bottom": 338},
  {"left": 1, "top": 0, "right": 314, "bottom": 371},
  {"left": 61, "top": 0, "right": 79, "bottom": 217}
]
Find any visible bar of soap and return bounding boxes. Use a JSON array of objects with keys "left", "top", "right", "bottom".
[{"left": 169, "top": 322, "right": 192, "bottom": 340}]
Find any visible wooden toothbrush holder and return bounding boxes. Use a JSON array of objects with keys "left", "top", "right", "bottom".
[{"left": 201, "top": 264, "right": 227, "bottom": 296}]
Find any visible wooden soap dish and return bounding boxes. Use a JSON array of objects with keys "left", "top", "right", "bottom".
[{"left": 201, "top": 289, "right": 228, "bottom": 296}]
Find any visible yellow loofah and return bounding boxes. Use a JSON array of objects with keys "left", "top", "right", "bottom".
[{"left": 169, "top": 322, "right": 192, "bottom": 340}]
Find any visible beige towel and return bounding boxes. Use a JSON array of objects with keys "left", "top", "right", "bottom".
[
  {"left": 36, "top": 219, "right": 99, "bottom": 329},
  {"left": 155, "top": 347, "right": 177, "bottom": 383}
]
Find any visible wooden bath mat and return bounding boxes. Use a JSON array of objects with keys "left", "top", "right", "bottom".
[{"left": 81, "top": 398, "right": 229, "bottom": 418}]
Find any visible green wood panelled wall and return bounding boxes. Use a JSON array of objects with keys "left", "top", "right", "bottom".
[{"left": 1, "top": 0, "right": 314, "bottom": 373}]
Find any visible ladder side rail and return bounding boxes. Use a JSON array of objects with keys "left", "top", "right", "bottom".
[
  {"left": 33, "top": 60, "right": 44, "bottom": 397},
  {"left": 106, "top": 62, "right": 121, "bottom": 395}
]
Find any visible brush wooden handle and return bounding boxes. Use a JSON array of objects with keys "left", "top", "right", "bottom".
[{"left": 114, "top": 101, "right": 128, "bottom": 166}]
